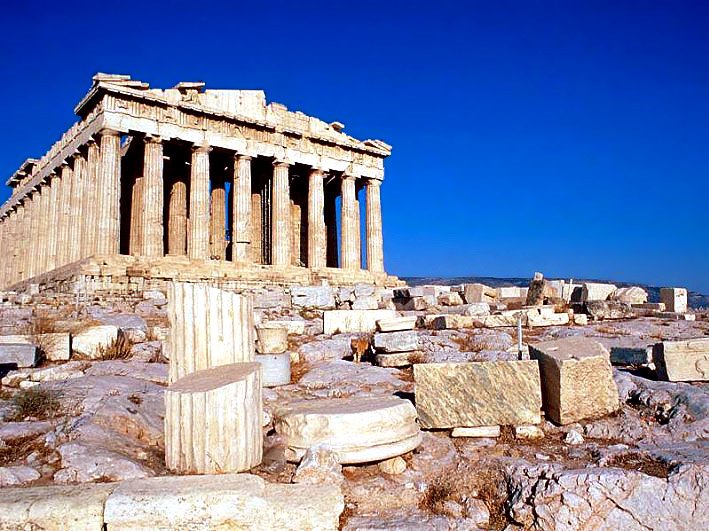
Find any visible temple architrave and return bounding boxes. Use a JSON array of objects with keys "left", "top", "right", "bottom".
[{"left": 0, "top": 74, "right": 398, "bottom": 293}]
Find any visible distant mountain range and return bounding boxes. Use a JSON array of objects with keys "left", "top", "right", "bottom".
[{"left": 401, "top": 276, "right": 708, "bottom": 309}]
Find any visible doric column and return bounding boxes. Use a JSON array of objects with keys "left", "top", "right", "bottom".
[
  {"left": 139, "top": 136, "right": 164, "bottom": 257},
  {"left": 232, "top": 154, "right": 252, "bottom": 262},
  {"left": 46, "top": 173, "right": 61, "bottom": 271},
  {"left": 19, "top": 200, "right": 32, "bottom": 281},
  {"left": 34, "top": 185, "right": 47, "bottom": 275},
  {"left": 56, "top": 163, "right": 73, "bottom": 267},
  {"left": 167, "top": 179, "right": 187, "bottom": 255},
  {"left": 129, "top": 177, "right": 144, "bottom": 255},
  {"left": 365, "top": 179, "right": 385, "bottom": 272},
  {"left": 5, "top": 210, "right": 17, "bottom": 284},
  {"left": 307, "top": 168, "right": 327, "bottom": 268},
  {"left": 68, "top": 152, "right": 86, "bottom": 263},
  {"left": 188, "top": 145, "right": 211, "bottom": 260},
  {"left": 15, "top": 204, "right": 27, "bottom": 282},
  {"left": 0, "top": 216, "right": 6, "bottom": 287},
  {"left": 340, "top": 174, "right": 359, "bottom": 270},
  {"left": 210, "top": 181, "right": 226, "bottom": 260},
  {"left": 271, "top": 160, "right": 291, "bottom": 266},
  {"left": 24, "top": 193, "right": 38, "bottom": 278},
  {"left": 96, "top": 129, "right": 121, "bottom": 255},
  {"left": 83, "top": 139, "right": 100, "bottom": 257}
]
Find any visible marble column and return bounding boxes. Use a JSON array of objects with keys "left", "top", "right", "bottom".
[
  {"left": 96, "top": 129, "right": 121, "bottom": 255},
  {"left": 129, "top": 177, "right": 144, "bottom": 255},
  {"left": 167, "top": 179, "right": 187, "bottom": 255},
  {"left": 365, "top": 179, "right": 385, "bottom": 272},
  {"left": 139, "top": 136, "right": 164, "bottom": 257},
  {"left": 232, "top": 154, "right": 252, "bottom": 262},
  {"left": 340, "top": 174, "right": 359, "bottom": 270},
  {"left": 5, "top": 210, "right": 16, "bottom": 284},
  {"left": 15, "top": 204, "right": 27, "bottom": 282},
  {"left": 307, "top": 168, "right": 327, "bottom": 269},
  {"left": 19, "top": 200, "right": 32, "bottom": 280},
  {"left": 35, "top": 185, "right": 47, "bottom": 275},
  {"left": 68, "top": 152, "right": 86, "bottom": 263},
  {"left": 0, "top": 215, "right": 6, "bottom": 287},
  {"left": 271, "top": 160, "right": 291, "bottom": 266},
  {"left": 188, "top": 145, "right": 211, "bottom": 260},
  {"left": 24, "top": 193, "right": 38, "bottom": 278},
  {"left": 210, "top": 181, "right": 226, "bottom": 260},
  {"left": 83, "top": 139, "right": 100, "bottom": 258},
  {"left": 354, "top": 182, "right": 362, "bottom": 269},
  {"left": 57, "top": 163, "right": 74, "bottom": 267},
  {"left": 46, "top": 173, "right": 60, "bottom": 271}
]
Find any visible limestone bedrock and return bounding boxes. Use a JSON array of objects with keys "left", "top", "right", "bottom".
[
  {"left": 414, "top": 361, "right": 542, "bottom": 429},
  {"left": 273, "top": 396, "right": 421, "bottom": 464},
  {"left": 529, "top": 337, "right": 620, "bottom": 425}
]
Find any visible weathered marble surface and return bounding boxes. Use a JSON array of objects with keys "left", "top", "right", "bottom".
[
  {"left": 373, "top": 330, "right": 418, "bottom": 353},
  {"left": 653, "top": 338, "right": 709, "bottom": 381},
  {"left": 414, "top": 361, "right": 542, "bottom": 428},
  {"left": 0, "top": 343, "right": 37, "bottom": 367},
  {"left": 323, "top": 309, "right": 396, "bottom": 334},
  {"left": 376, "top": 315, "right": 417, "bottom": 332},
  {"left": 529, "top": 337, "right": 619, "bottom": 425},
  {"left": 660, "top": 287, "right": 688, "bottom": 313},
  {"left": 0, "top": 332, "right": 70, "bottom": 361},
  {"left": 72, "top": 325, "right": 119, "bottom": 359}
]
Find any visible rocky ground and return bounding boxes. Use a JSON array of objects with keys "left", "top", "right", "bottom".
[{"left": 0, "top": 291, "right": 707, "bottom": 530}]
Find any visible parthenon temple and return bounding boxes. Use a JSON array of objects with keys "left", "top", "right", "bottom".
[{"left": 0, "top": 74, "right": 398, "bottom": 292}]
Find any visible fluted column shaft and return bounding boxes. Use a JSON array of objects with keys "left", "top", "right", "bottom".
[
  {"left": 46, "top": 174, "right": 60, "bottom": 271},
  {"left": 139, "top": 136, "right": 164, "bottom": 257},
  {"left": 129, "top": 177, "right": 144, "bottom": 255},
  {"left": 366, "top": 179, "right": 385, "bottom": 272},
  {"left": 307, "top": 169, "right": 327, "bottom": 268},
  {"left": 0, "top": 217, "right": 5, "bottom": 287},
  {"left": 188, "top": 145, "right": 211, "bottom": 260},
  {"left": 340, "top": 175, "right": 359, "bottom": 270},
  {"left": 271, "top": 161, "right": 291, "bottom": 266},
  {"left": 57, "top": 163, "right": 73, "bottom": 267},
  {"left": 34, "top": 186, "right": 47, "bottom": 275},
  {"left": 168, "top": 179, "right": 187, "bottom": 255},
  {"left": 25, "top": 193, "right": 39, "bottom": 278},
  {"left": 210, "top": 182, "right": 226, "bottom": 260},
  {"left": 84, "top": 140, "right": 100, "bottom": 258},
  {"left": 96, "top": 129, "right": 121, "bottom": 255},
  {"left": 68, "top": 153, "right": 86, "bottom": 263},
  {"left": 232, "top": 155, "right": 252, "bottom": 262},
  {"left": 5, "top": 210, "right": 16, "bottom": 284}
]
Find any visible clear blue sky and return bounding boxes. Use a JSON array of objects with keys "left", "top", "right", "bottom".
[{"left": 2, "top": 1, "right": 708, "bottom": 293}]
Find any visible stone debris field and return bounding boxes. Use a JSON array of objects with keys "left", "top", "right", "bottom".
[{"left": 0, "top": 274, "right": 707, "bottom": 530}]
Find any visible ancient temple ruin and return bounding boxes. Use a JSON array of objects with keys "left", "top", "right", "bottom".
[{"left": 0, "top": 74, "right": 397, "bottom": 292}]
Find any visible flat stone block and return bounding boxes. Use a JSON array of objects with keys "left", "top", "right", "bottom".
[
  {"left": 438, "top": 292, "right": 463, "bottom": 306},
  {"left": 274, "top": 396, "right": 421, "bottom": 464},
  {"left": 0, "top": 483, "right": 115, "bottom": 531},
  {"left": 431, "top": 314, "right": 475, "bottom": 330},
  {"left": 463, "top": 283, "right": 497, "bottom": 304},
  {"left": 610, "top": 286, "right": 648, "bottom": 304},
  {"left": 413, "top": 361, "right": 542, "bottom": 428},
  {"left": 0, "top": 333, "right": 70, "bottom": 361},
  {"left": 0, "top": 343, "right": 38, "bottom": 368},
  {"left": 373, "top": 331, "right": 418, "bottom": 353},
  {"left": 375, "top": 351, "right": 422, "bottom": 367},
  {"left": 291, "top": 286, "right": 336, "bottom": 309},
  {"left": 377, "top": 316, "right": 417, "bottom": 332},
  {"left": 659, "top": 287, "right": 687, "bottom": 313},
  {"left": 255, "top": 353, "right": 291, "bottom": 386},
  {"left": 451, "top": 426, "right": 501, "bottom": 438},
  {"left": 267, "top": 320, "right": 306, "bottom": 335},
  {"left": 652, "top": 339, "right": 709, "bottom": 381},
  {"left": 497, "top": 286, "right": 523, "bottom": 299},
  {"left": 632, "top": 302, "right": 665, "bottom": 311},
  {"left": 103, "top": 474, "right": 343, "bottom": 530},
  {"left": 527, "top": 310, "right": 570, "bottom": 327},
  {"left": 323, "top": 309, "right": 396, "bottom": 334},
  {"left": 610, "top": 346, "right": 651, "bottom": 366},
  {"left": 581, "top": 283, "right": 617, "bottom": 302},
  {"left": 72, "top": 325, "right": 119, "bottom": 359},
  {"left": 529, "top": 337, "right": 619, "bottom": 425},
  {"left": 585, "top": 300, "right": 634, "bottom": 320}
]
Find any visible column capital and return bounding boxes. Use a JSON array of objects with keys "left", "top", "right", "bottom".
[
  {"left": 98, "top": 128, "right": 121, "bottom": 137},
  {"left": 234, "top": 153, "right": 252, "bottom": 162},
  {"left": 341, "top": 173, "right": 357, "bottom": 182},
  {"left": 273, "top": 158, "right": 292, "bottom": 168},
  {"left": 58, "top": 161, "right": 70, "bottom": 169},
  {"left": 192, "top": 144, "right": 212, "bottom": 154},
  {"left": 309, "top": 167, "right": 327, "bottom": 177},
  {"left": 366, "top": 177, "right": 382, "bottom": 187},
  {"left": 144, "top": 135, "right": 162, "bottom": 144}
]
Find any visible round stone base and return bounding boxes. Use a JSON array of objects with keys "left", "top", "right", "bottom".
[{"left": 255, "top": 353, "right": 291, "bottom": 387}]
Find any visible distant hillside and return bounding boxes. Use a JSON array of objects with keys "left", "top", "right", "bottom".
[{"left": 401, "top": 276, "right": 708, "bottom": 309}]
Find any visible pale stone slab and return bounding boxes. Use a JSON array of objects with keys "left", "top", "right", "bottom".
[
  {"left": 255, "top": 325, "right": 288, "bottom": 354},
  {"left": 377, "top": 316, "right": 417, "bottom": 332},
  {"left": 659, "top": 287, "right": 687, "bottom": 313},
  {"left": 515, "top": 425, "right": 545, "bottom": 439},
  {"left": 585, "top": 300, "right": 634, "bottom": 320},
  {"left": 497, "top": 286, "right": 523, "bottom": 299},
  {"left": 581, "top": 283, "right": 617, "bottom": 302},
  {"left": 430, "top": 314, "right": 475, "bottom": 330},
  {"left": 451, "top": 426, "right": 501, "bottom": 438},
  {"left": 0, "top": 343, "right": 37, "bottom": 367},
  {"left": 529, "top": 337, "right": 619, "bottom": 425},
  {"left": 573, "top": 314, "right": 588, "bottom": 326},
  {"left": 351, "top": 296, "right": 379, "bottom": 310},
  {"left": 413, "top": 361, "right": 542, "bottom": 428},
  {"left": 437, "top": 292, "right": 463, "bottom": 306},
  {"left": 527, "top": 310, "right": 570, "bottom": 327},
  {"left": 609, "top": 286, "right": 648, "bottom": 304},
  {"left": 72, "top": 325, "right": 119, "bottom": 359},
  {"left": 323, "top": 309, "right": 396, "bottom": 334},
  {"left": 255, "top": 353, "right": 291, "bottom": 386},
  {"left": 652, "top": 339, "right": 709, "bottom": 381},
  {"left": 0, "top": 483, "right": 116, "bottom": 531},
  {"left": 373, "top": 331, "right": 418, "bottom": 353},
  {"left": 291, "top": 286, "right": 336, "bottom": 309},
  {"left": 375, "top": 351, "right": 422, "bottom": 367},
  {"left": 103, "top": 474, "right": 343, "bottom": 531},
  {"left": 267, "top": 320, "right": 306, "bottom": 335},
  {"left": 0, "top": 332, "right": 70, "bottom": 361},
  {"left": 274, "top": 396, "right": 421, "bottom": 464},
  {"left": 463, "top": 283, "right": 497, "bottom": 303}
]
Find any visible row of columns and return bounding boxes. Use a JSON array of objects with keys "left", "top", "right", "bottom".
[{"left": 0, "top": 129, "right": 122, "bottom": 287}]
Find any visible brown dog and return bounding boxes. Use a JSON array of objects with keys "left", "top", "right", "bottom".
[{"left": 350, "top": 335, "right": 371, "bottom": 363}]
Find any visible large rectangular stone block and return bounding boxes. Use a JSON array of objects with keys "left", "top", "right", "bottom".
[
  {"left": 652, "top": 338, "right": 709, "bottom": 381},
  {"left": 463, "top": 283, "right": 497, "bottom": 304},
  {"left": 659, "top": 287, "right": 688, "bottom": 313},
  {"left": 529, "top": 337, "right": 619, "bottom": 425},
  {"left": 413, "top": 361, "right": 542, "bottom": 428},
  {"left": 323, "top": 309, "right": 396, "bottom": 334},
  {"left": 373, "top": 331, "right": 418, "bottom": 353},
  {"left": 581, "top": 283, "right": 617, "bottom": 302},
  {"left": 291, "top": 286, "right": 336, "bottom": 309},
  {"left": 0, "top": 333, "right": 70, "bottom": 361},
  {"left": 0, "top": 343, "right": 38, "bottom": 368}
]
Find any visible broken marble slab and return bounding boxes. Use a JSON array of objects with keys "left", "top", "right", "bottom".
[
  {"left": 414, "top": 361, "right": 542, "bottom": 428},
  {"left": 585, "top": 300, "right": 634, "bottom": 320},
  {"left": 323, "top": 309, "right": 396, "bottom": 334},
  {"left": 659, "top": 287, "right": 688, "bottom": 313},
  {"left": 72, "top": 326, "right": 120, "bottom": 359},
  {"left": 374, "top": 351, "right": 423, "bottom": 368},
  {"left": 609, "top": 286, "right": 648, "bottom": 304},
  {"left": 273, "top": 396, "right": 421, "bottom": 464},
  {"left": 581, "top": 283, "right": 617, "bottom": 302},
  {"left": 529, "top": 337, "right": 620, "bottom": 425},
  {"left": 376, "top": 316, "right": 417, "bottom": 332},
  {"left": 451, "top": 426, "right": 501, "bottom": 438},
  {"left": 0, "top": 333, "right": 70, "bottom": 361},
  {"left": 463, "top": 283, "right": 497, "bottom": 304},
  {"left": 652, "top": 338, "right": 709, "bottom": 382},
  {"left": 373, "top": 331, "right": 418, "bottom": 353},
  {"left": 0, "top": 343, "right": 37, "bottom": 368}
]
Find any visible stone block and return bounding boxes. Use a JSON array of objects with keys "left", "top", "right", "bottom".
[
  {"left": 527, "top": 310, "right": 570, "bottom": 327},
  {"left": 255, "top": 353, "right": 291, "bottom": 386},
  {"left": 438, "top": 292, "right": 463, "bottom": 306},
  {"left": 255, "top": 326, "right": 288, "bottom": 354},
  {"left": 0, "top": 483, "right": 115, "bottom": 531},
  {"left": 652, "top": 339, "right": 709, "bottom": 381},
  {"left": 632, "top": 302, "right": 665, "bottom": 311},
  {"left": 351, "top": 296, "right": 379, "bottom": 310},
  {"left": 103, "top": 474, "right": 343, "bottom": 530},
  {"left": 451, "top": 426, "right": 501, "bottom": 438},
  {"left": 610, "top": 346, "right": 651, "bottom": 366},
  {"left": 72, "top": 325, "right": 119, "bottom": 359},
  {"left": 609, "top": 286, "right": 648, "bottom": 304},
  {"left": 353, "top": 283, "right": 376, "bottom": 298},
  {"left": 274, "top": 396, "right": 421, "bottom": 464},
  {"left": 374, "top": 352, "right": 421, "bottom": 367},
  {"left": 573, "top": 314, "right": 588, "bottom": 326},
  {"left": 267, "top": 319, "right": 306, "bottom": 335},
  {"left": 581, "top": 283, "right": 618, "bottom": 302},
  {"left": 659, "top": 287, "right": 688, "bottom": 313},
  {"left": 655, "top": 312, "right": 695, "bottom": 321},
  {"left": 463, "top": 283, "right": 497, "bottom": 304},
  {"left": 0, "top": 343, "right": 38, "bottom": 368},
  {"left": 0, "top": 333, "right": 70, "bottom": 361},
  {"left": 376, "top": 316, "right": 417, "bottom": 332},
  {"left": 430, "top": 315, "right": 475, "bottom": 330},
  {"left": 585, "top": 300, "right": 634, "bottom": 320},
  {"left": 529, "top": 337, "right": 619, "bottom": 425},
  {"left": 413, "top": 361, "right": 542, "bottom": 428},
  {"left": 291, "top": 286, "right": 336, "bottom": 309},
  {"left": 464, "top": 302, "right": 491, "bottom": 316},
  {"left": 323, "top": 309, "right": 396, "bottom": 334},
  {"left": 373, "top": 331, "right": 418, "bottom": 353},
  {"left": 497, "top": 286, "right": 522, "bottom": 299}
]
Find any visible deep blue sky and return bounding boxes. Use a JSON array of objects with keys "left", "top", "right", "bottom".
[{"left": 2, "top": 1, "right": 708, "bottom": 292}]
